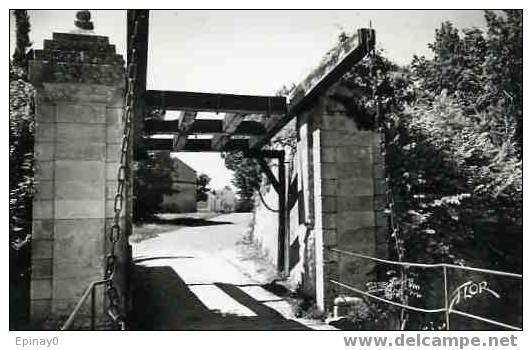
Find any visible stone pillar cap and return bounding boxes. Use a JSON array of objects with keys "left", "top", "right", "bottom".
[{"left": 70, "top": 10, "right": 95, "bottom": 35}]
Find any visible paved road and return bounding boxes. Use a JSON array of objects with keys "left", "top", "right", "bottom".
[{"left": 129, "top": 213, "right": 329, "bottom": 330}]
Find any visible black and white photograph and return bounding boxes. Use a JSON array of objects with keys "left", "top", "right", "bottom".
[{"left": 7, "top": 5, "right": 526, "bottom": 348}]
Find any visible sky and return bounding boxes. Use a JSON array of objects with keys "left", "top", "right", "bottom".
[{"left": 10, "top": 10, "right": 489, "bottom": 189}]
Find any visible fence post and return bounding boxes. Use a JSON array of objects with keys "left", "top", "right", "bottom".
[
  {"left": 90, "top": 285, "right": 96, "bottom": 330},
  {"left": 443, "top": 265, "right": 450, "bottom": 330}
]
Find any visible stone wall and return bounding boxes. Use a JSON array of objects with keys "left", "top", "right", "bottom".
[
  {"left": 310, "top": 89, "right": 387, "bottom": 310},
  {"left": 252, "top": 183, "right": 280, "bottom": 267},
  {"left": 251, "top": 83, "right": 387, "bottom": 314},
  {"left": 28, "top": 31, "right": 128, "bottom": 328}
]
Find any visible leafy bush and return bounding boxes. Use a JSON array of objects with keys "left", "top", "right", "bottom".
[
  {"left": 134, "top": 109, "right": 180, "bottom": 222},
  {"left": 10, "top": 65, "right": 34, "bottom": 247},
  {"left": 10, "top": 63, "right": 34, "bottom": 329},
  {"left": 196, "top": 173, "right": 211, "bottom": 202},
  {"left": 330, "top": 300, "right": 401, "bottom": 330},
  {"left": 133, "top": 151, "right": 179, "bottom": 222},
  {"left": 333, "top": 10, "right": 522, "bottom": 329},
  {"left": 386, "top": 10, "right": 522, "bottom": 270},
  {"left": 10, "top": 9, "right": 34, "bottom": 330},
  {"left": 223, "top": 151, "right": 262, "bottom": 204}
]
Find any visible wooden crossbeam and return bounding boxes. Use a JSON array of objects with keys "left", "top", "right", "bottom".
[
  {"left": 249, "top": 28, "right": 375, "bottom": 150},
  {"left": 144, "top": 118, "right": 264, "bottom": 136},
  {"left": 141, "top": 26, "right": 374, "bottom": 156},
  {"left": 211, "top": 113, "right": 246, "bottom": 151},
  {"left": 236, "top": 120, "right": 266, "bottom": 135},
  {"left": 212, "top": 135, "right": 252, "bottom": 152},
  {"left": 173, "top": 111, "right": 197, "bottom": 150},
  {"left": 183, "top": 138, "right": 212, "bottom": 151},
  {"left": 211, "top": 134, "right": 229, "bottom": 151},
  {"left": 244, "top": 149, "right": 284, "bottom": 159},
  {"left": 224, "top": 113, "right": 247, "bottom": 133},
  {"left": 190, "top": 119, "right": 224, "bottom": 133},
  {"left": 144, "top": 114, "right": 260, "bottom": 151},
  {"left": 143, "top": 137, "right": 210, "bottom": 152},
  {"left": 224, "top": 138, "right": 249, "bottom": 151},
  {"left": 145, "top": 90, "right": 287, "bottom": 115},
  {"left": 144, "top": 119, "right": 180, "bottom": 134},
  {"left": 143, "top": 137, "right": 250, "bottom": 152},
  {"left": 143, "top": 138, "right": 173, "bottom": 151}
]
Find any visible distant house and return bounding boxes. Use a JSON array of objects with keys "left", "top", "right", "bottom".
[
  {"left": 203, "top": 186, "right": 236, "bottom": 213},
  {"left": 220, "top": 186, "right": 236, "bottom": 213},
  {"left": 160, "top": 157, "right": 197, "bottom": 213}
]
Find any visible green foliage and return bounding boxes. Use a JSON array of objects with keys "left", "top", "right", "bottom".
[
  {"left": 223, "top": 120, "right": 296, "bottom": 211},
  {"left": 133, "top": 152, "right": 178, "bottom": 222},
  {"left": 134, "top": 108, "right": 179, "bottom": 221},
  {"left": 10, "top": 10, "right": 33, "bottom": 330},
  {"left": 196, "top": 173, "right": 211, "bottom": 202},
  {"left": 271, "top": 119, "right": 297, "bottom": 151},
  {"left": 331, "top": 300, "right": 400, "bottom": 330},
  {"left": 12, "top": 10, "right": 31, "bottom": 71},
  {"left": 223, "top": 86, "right": 297, "bottom": 210},
  {"left": 390, "top": 10, "right": 523, "bottom": 268},
  {"left": 10, "top": 64, "right": 34, "bottom": 249},
  {"left": 223, "top": 151, "right": 261, "bottom": 202},
  {"left": 332, "top": 11, "right": 522, "bottom": 329},
  {"left": 222, "top": 14, "right": 522, "bottom": 329},
  {"left": 411, "top": 23, "right": 487, "bottom": 109},
  {"left": 411, "top": 11, "right": 522, "bottom": 151},
  {"left": 10, "top": 10, "right": 34, "bottom": 248},
  {"left": 10, "top": 41, "right": 34, "bottom": 331},
  {"left": 483, "top": 10, "right": 523, "bottom": 153}
]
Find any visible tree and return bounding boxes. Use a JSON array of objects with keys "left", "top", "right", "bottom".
[
  {"left": 223, "top": 151, "right": 261, "bottom": 203},
  {"left": 12, "top": 10, "right": 31, "bottom": 71},
  {"left": 133, "top": 151, "right": 178, "bottom": 221},
  {"left": 10, "top": 10, "right": 33, "bottom": 329},
  {"left": 385, "top": 11, "right": 521, "bottom": 329},
  {"left": 223, "top": 111, "right": 296, "bottom": 212},
  {"left": 326, "top": 12, "right": 522, "bottom": 329},
  {"left": 133, "top": 108, "right": 179, "bottom": 222},
  {"left": 483, "top": 10, "right": 523, "bottom": 153},
  {"left": 411, "top": 10, "right": 522, "bottom": 151},
  {"left": 196, "top": 173, "right": 211, "bottom": 202},
  {"left": 411, "top": 22, "right": 487, "bottom": 109}
]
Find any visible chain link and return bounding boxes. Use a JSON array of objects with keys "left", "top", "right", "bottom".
[
  {"left": 103, "top": 14, "right": 140, "bottom": 330},
  {"left": 370, "top": 44, "right": 409, "bottom": 329}
]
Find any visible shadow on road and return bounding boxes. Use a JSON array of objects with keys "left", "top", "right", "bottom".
[
  {"left": 129, "top": 264, "right": 309, "bottom": 330},
  {"left": 133, "top": 256, "right": 196, "bottom": 263},
  {"left": 151, "top": 217, "right": 234, "bottom": 227}
]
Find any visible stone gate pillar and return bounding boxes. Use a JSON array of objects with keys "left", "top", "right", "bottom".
[
  {"left": 303, "top": 83, "right": 388, "bottom": 313},
  {"left": 28, "top": 20, "right": 129, "bottom": 328}
]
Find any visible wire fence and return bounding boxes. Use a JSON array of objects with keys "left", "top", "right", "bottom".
[{"left": 329, "top": 248, "right": 522, "bottom": 331}]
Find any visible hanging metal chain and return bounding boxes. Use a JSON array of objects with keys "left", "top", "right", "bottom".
[
  {"left": 370, "top": 45, "right": 409, "bottom": 329},
  {"left": 103, "top": 15, "right": 140, "bottom": 330}
]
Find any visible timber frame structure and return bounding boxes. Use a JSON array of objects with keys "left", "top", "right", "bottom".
[{"left": 127, "top": 10, "right": 375, "bottom": 273}]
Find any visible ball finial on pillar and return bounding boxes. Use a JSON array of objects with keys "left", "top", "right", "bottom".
[{"left": 74, "top": 10, "right": 94, "bottom": 31}]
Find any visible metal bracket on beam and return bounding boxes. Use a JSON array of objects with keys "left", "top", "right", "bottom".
[
  {"left": 244, "top": 149, "right": 284, "bottom": 160},
  {"left": 243, "top": 149, "right": 284, "bottom": 194},
  {"left": 256, "top": 157, "right": 281, "bottom": 194},
  {"left": 244, "top": 149, "right": 287, "bottom": 274}
]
